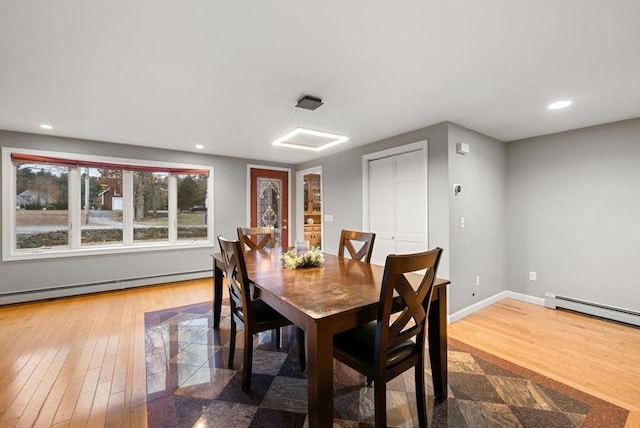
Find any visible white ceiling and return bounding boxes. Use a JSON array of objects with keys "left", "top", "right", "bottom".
[{"left": 1, "top": 1, "right": 639, "bottom": 164}]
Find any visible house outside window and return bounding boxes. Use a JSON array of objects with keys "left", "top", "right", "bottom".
[
  {"left": 2, "top": 148, "right": 214, "bottom": 261},
  {"left": 15, "top": 162, "right": 70, "bottom": 250}
]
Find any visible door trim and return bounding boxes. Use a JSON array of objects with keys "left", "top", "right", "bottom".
[
  {"left": 361, "top": 140, "right": 428, "bottom": 242},
  {"left": 246, "top": 164, "right": 293, "bottom": 246},
  {"left": 295, "top": 166, "right": 323, "bottom": 245}
]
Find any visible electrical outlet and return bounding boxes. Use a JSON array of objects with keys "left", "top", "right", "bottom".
[
  {"left": 529, "top": 271, "right": 537, "bottom": 281},
  {"left": 475, "top": 275, "right": 480, "bottom": 286}
]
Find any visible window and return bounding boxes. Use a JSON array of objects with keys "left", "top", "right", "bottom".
[
  {"left": 82, "top": 167, "right": 123, "bottom": 246},
  {"left": 2, "top": 148, "right": 214, "bottom": 261},
  {"left": 15, "top": 162, "right": 70, "bottom": 250},
  {"left": 176, "top": 174, "right": 209, "bottom": 242},
  {"left": 133, "top": 171, "right": 169, "bottom": 243}
]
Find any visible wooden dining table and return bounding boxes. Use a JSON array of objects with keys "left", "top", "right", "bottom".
[{"left": 212, "top": 249, "right": 450, "bottom": 428}]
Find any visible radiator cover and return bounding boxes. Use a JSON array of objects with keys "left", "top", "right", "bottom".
[{"left": 545, "top": 292, "right": 640, "bottom": 327}]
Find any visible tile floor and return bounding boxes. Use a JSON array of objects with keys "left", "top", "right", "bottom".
[{"left": 144, "top": 301, "right": 628, "bottom": 427}]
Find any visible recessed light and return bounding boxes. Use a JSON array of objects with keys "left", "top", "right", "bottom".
[
  {"left": 195, "top": 144, "right": 204, "bottom": 150},
  {"left": 548, "top": 100, "right": 572, "bottom": 110},
  {"left": 40, "top": 124, "right": 53, "bottom": 130}
]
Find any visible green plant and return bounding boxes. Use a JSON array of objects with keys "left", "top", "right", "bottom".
[{"left": 281, "top": 247, "right": 324, "bottom": 269}]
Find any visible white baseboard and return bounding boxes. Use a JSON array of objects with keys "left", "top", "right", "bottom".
[
  {"left": 448, "top": 290, "right": 545, "bottom": 323},
  {"left": 0, "top": 270, "right": 211, "bottom": 305},
  {"left": 503, "top": 290, "right": 546, "bottom": 306}
]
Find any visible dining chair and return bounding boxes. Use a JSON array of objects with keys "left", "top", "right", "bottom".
[
  {"left": 333, "top": 247, "right": 443, "bottom": 427},
  {"left": 237, "top": 226, "right": 277, "bottom": 250},
  {"left": 218, "top": 236, "right": 305, "bottom": 392},
  {"left": 338, "top": 229, "right": 376, "bottom": 263}
]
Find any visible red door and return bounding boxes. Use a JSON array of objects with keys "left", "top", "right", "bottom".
[{"left": 250, "top": 168, "right": 289, "bottom": 249}]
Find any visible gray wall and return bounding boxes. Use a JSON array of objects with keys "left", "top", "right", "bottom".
[
  {"left": 447, "top": 123, "right": 507, "bottom": 312},
  {"left": 4, "top": 116, "right": 637, "bottom": 314},
  {"left": 0, "top": 130, "right": 294, "bottom": 300},
  {"left": 506, "top": 118, "right": 640, "bottom": 311},
  {"left": 297, "top": 122, "right": 451, "bottom": 277},
  {"left": 298, "top": 122, "right": 509, "bottom": 313}
]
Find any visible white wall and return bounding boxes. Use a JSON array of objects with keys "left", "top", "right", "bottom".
[
  {"left": 506, "top": 118, "right": 640, "bottom": 311},
  {"left": 0, "top": 130, "right": 294, "bottom": 303}
]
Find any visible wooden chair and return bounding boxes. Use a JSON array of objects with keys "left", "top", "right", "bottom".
[
  {"left": 333, "top": 247, "right": 443, "bottom": 427},
  {"left": 217, "top": 236, "right": 305, "bottom": 391},
  {"left": 338, "top": 229, "right": 376, "bottom": 263},
  {"left": 237, "top": 226, "right": 277, "bottom": 250}
]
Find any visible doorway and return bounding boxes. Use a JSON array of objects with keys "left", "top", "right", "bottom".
[
  {"left": 248, "top": 166, "right": 290, "bottom": 249},
  {"left": 296, "top": 166, "right": 322, "bottom": 250},
  {"left": 363, "top": 141, "right": 428, "bottom": 265}
]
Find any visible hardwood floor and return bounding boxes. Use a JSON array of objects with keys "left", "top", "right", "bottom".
[
  {"left": 1, "top": 280, "right": 638, "bottom": 427},
  {"left": 449, "top": 298, "right": 640, "bottom": 428},
  {"left": 0, "top": 279, "right": 213, "bottom": 427}
]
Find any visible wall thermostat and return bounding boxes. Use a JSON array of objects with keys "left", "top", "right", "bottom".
[
  {"left": 456, "top": 142, "right": 470, "bottom": 155},
  {"left": 453, "top": 184, "right": 462, "bottom": 195}
]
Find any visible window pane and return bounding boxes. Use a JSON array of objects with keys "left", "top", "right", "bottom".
[
  {"left": 15, "top": 162, "right": 69, "bottom": 249},
  {"left": 257, "top": 177, "right": 282, "bottom": 246},
  {"left": 133, "top": 171, "right": 169, "bottom": 243},
  {"left": 81, "top": 167, "right": 124, "bottom": 246},
  {"left": 177, "top": 174, "right": 208, "bottom": 242}
]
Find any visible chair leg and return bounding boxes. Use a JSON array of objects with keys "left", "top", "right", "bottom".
[
  {"left": 275, "top": 327, "right": 281, "bottom": 348},
  {"left": 296, "top": 326, "right": 306, "bottom": 371},
  {"left": 242, "top": 330, "right": 253, "bottom": 392},
  {"left": 228, "top": 318, "right": 236, "bottom": 369},
  {"left": 374, "top": 379, "right": 387, "bottom": 428},
  {"left": 415, "top": 357, "right": 428, "bottom": 427}
]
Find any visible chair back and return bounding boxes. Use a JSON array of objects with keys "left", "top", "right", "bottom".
[
  {"left": 338, "top": 229, "right": 376, "bottom": 263},
  {"left": 237, "top": 226, "right": 276, "bottom": 250},
  {"left": 217, "top": 236, "right": 253, "bottom": 320},
  {"left": 377, "top": 248, "right": 443, "bottom": 362}
]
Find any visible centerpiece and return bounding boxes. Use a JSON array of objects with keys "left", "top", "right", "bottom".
[{"left": 281, "top": 246, "right": 324, "bottom": 269}]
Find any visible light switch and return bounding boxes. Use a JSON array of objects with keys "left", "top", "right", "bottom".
[
  {"left": 324, "top": 214, "right": 334, "bottom": 222},
  {"left": 460, "top": 216, "right": 465, "bottom": 228}
]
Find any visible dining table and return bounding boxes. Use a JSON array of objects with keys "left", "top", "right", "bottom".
[{"left": 211, "top": 248, "right": 450, "bottom": 428}]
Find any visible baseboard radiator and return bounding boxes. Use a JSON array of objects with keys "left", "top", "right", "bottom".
[
  {"left": 545, "top": 292, "right": 640, "bottom": 327},
  {"left": 0, "top": 269, "right": 212, "bottom": 305}
]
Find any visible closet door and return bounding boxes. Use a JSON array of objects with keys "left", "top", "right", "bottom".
[
  {"left": 368, "top": 149, "right": 426, "bottom": 266},
  {"left": 369, "top": 156, "right": 395, "bottom": 265},
  {"left": 394, "top": 151, "right": 426, "bottom": 254}
]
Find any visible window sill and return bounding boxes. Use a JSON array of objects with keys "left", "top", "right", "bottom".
[{"left": 2, "top": 239, "right": 215, "bottom": 262}]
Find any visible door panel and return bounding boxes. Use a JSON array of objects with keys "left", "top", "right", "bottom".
[
  {"left": 371, "top": 237, "right": 395, "bottom": 267},
  {"left": 250, "top": 168, "right": 289, "bottom": 249},
  {"left": 366, "top": 147, "right": 426, "bottom": 265},
  {"left": 369, "top": 157, "right": 394, "bottom": 266},
  {"left": 395, "top": 152, "right": 425, "bottom": 247}
]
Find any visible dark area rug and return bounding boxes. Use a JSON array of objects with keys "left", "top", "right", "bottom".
[{"left": 144, "top": 301, "right": 628, "bottom": 427}]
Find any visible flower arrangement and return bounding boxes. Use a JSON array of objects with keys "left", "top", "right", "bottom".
[{"left": 281, "top": 246, "right": 325, "bottom": 269}]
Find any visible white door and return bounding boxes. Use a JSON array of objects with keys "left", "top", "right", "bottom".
[
  {"left": 369, "top": 156, "right": 395, "bottom": 265},
  {"left": 368, "top": 148, "right": 427, "bottom": 266}
]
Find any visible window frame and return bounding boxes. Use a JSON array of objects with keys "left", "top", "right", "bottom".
[{"left": 2, "top": 147, "right": 214, "bottom": 261}]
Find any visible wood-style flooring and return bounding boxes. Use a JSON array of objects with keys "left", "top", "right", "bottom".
[
  {"left": 1, "top": 279, "right": 638, "bottom": 427},
  {"left": 448, "top": 298, "right": 640, "bottom": 428}
]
